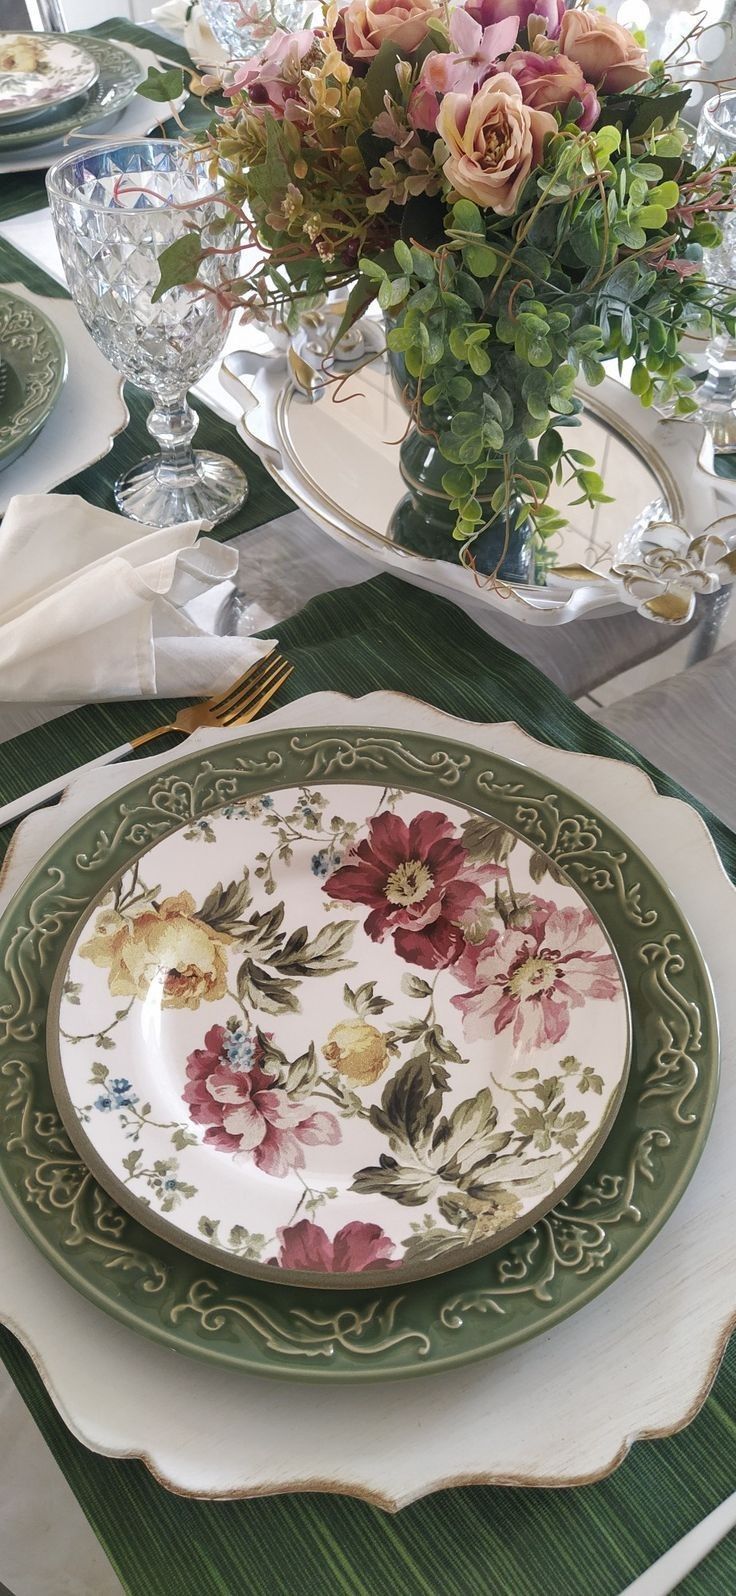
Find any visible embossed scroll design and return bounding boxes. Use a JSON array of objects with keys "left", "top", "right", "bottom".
[
  {"left": 0, "top": 299, "right": 60, "bottom": 446},
  {"left": 0, "top": 729, "right": 713, "bottom": 1374}
]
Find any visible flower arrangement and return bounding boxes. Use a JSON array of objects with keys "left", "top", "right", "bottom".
[{"left": 153, "top": 0, "right": 736, "bottom": 566}]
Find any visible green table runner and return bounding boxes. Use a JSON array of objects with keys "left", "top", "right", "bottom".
[{"left": 0, "top": 24, "right": 735, "bottom": 1596}]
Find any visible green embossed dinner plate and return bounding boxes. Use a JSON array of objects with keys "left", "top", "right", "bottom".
[
  {"left": 0, "top": 728, "right": 719, "bottom": 1381},
  {"left": 0, "top": 36, "right": 142, "bottom": 151},
  {"left": 0, "top": 290, "right": 66, "bottom": 470}
]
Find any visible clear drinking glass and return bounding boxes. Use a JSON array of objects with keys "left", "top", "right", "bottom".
[
  {"left": 46, "top": 139, "right": 248, "bottom": 528},
  {"left": 693, "top": 92, "right": 736, "bottom": 448}
]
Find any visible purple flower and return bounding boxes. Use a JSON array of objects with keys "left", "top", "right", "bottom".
[
  {"left": 464, "top": 0, "right": 565, "bottom": 41},
  {"left": 408, "top": 9, "right": 519, "bottom": 132}
]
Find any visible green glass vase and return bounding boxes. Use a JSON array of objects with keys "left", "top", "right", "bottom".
[{"left": 385, "top": 343, "right": 535, "bottom": 583}]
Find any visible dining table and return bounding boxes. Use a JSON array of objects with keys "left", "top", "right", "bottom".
[{"left": 1, "top": 17, "right": 736, "bottom": 1596}]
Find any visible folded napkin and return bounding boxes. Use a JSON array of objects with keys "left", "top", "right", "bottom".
[{"left": 0, "top": 495, "right": 274, "bottom": 703}]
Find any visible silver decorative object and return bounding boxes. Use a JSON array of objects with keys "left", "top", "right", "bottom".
[{"left": 46, "top": 139, "right": 247, "bottom": 529}]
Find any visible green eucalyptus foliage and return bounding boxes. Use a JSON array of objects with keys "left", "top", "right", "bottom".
[
  {"left": 158, "top": 57, "right": 736, "bottom": 565},
  {"left": 352, "top": 119, "right": 736, "bottom": 558}
]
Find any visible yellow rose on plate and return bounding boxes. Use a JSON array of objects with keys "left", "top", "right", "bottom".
[
  {"left": 437, "top": 73, "right": 556, "bottom": 215},
  {"left": 0, "top": 38, "right": 45, "bottom": 73},
  {"left": 323, "top": 1020, "right": 390, "bottom": 1085},
  {"left": 80, "top": 890, "right": 232, "bottom": 1010}
]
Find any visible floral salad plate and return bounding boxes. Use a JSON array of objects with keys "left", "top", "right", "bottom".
[
  {"left": 0, "top": 727, "right": 718, "bottom": 1381},
  {"left": 0, "top": 33, "right": 98, "bottom": 124},
  {"left": 49, "top": 783, "right": 630, "bottom": 1288},
  {"left": 0, "top": 36, "right": 143, "bottom": 152}
]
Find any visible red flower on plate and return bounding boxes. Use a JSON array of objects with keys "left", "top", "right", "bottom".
[
  {"left": 451, "top": 899, "right": 621, "bottom": 1049},
  {"left": 323, "top": 809, "right": 490, "bottom": 970},
  {"left": 269, "top": 1217, "right": 399, "bottom": 1272},
  {"left": 183, "top": 1025, "right": 340, "bottom": 1178}
]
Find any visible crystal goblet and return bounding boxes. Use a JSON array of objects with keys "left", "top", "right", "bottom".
[{"left": 46, "top": 139, "right": 247, "bottom": 528}]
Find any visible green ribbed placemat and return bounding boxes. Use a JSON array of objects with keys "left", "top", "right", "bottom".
[
  {"left": 0, "top": 20, "right": 212, "bottom": 224},
  {"left": 1, "top": 572, "right": 735, "bottom": 1596}
]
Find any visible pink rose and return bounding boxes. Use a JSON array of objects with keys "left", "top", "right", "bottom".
[
  {"left": 228, "top": 28, "right": 317, "bottom": 117},
  {"left": 507, "top": 49, "right": 599, "bottom": 130},
  {"left": 343, "top": 0, "right": 440, "bottom": 60},
  {"left": 465, "top": 0, "right": 565, "bottom": 41},
  {"left": 558, "top": 9, "right": 648, "bottom": 94},
  {"left": 269, "top": 1218, "right": 399, "bottom": 1273},
  {"left": 408, "top": 9, "right": 519, "bottom": 133},
  {"left": 437, "top": 71, "right": 556, "bottom": 214}
]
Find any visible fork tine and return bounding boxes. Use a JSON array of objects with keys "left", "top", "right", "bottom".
[
  {"left": 208, "top": 650, "right": 284, "bottom": 715},
  {"left": 216, "top": 656, "right": 290, "bottom": 722},
  {"left": 220, "top": 663, "right": 293, "bottom": 726}
]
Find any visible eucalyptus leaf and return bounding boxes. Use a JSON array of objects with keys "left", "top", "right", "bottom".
[
  {"left": 151, "top": 233, "right": 204, "bottom": 304},
  {"left": 136, "top": 65, "right": 184, "bottom": 103}
]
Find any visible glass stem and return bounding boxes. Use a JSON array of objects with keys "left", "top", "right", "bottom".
[
  {"left": 146, "top": 397, "right": 199, "bottom": 483},
  {"left": 700, "top": 334, "right": 736, "bottom": 415}
]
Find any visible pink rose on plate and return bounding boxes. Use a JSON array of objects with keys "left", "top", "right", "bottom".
[
  {"left": 269, "top": 1217, "right": 399, "bottom": 1273},
  {"left": 451, "top": 899, "right": 622, "bottom": 1050},
  {"left": 227, "top": 28, "right": 317, "bottom": 116},
  {"left": 408, "top": 9, "right": 518, "bottom": 133},
  {"left": 344, "top": 0, "right": 440, "bottom": 60},
  {"left": 558, "top": 9, "right": 648, "bottom": 94},
  {"left": 465, "top": 0, "right": 565, "bottom": 41},
  {"left": 183, "top": 1028, "right": 340, "bottom": 1178},
  {"left": 437, "top": 71, "right": 556, "bottom": 214},
  {"left": 507, "top": 49, "right": 599, "bottom": 130}
]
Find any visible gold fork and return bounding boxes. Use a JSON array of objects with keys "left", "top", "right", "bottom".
[
  {"left": 0, "top": 651, "right": 293, "bottom": 830},
  {"left": 129, "top": 651, "right": 292, "bottom": 749}
]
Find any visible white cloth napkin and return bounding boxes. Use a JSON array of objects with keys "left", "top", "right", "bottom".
[{"left": 0, "top": 494, "right": 274, "bottom": 702}]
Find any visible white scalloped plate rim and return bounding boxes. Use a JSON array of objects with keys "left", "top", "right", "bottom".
[{"left": 0, "top": 690, "right": 734, "bottom": 1508}]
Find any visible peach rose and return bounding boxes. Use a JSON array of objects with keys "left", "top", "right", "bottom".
[
  {"left": 437, "top": 72, "right": 556, "bottom": 215},
  {"left": 558, "top": 9, "right": 648, "bottom": 94},
  {"left": 343, "top": 0, "right": 440, "bottom": 60}
]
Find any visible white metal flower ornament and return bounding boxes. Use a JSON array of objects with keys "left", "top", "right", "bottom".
[{"left": 609, "top": 519, "right": 736, "bottom": 624}]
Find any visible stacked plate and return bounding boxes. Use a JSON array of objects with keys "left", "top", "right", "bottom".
[
  {"left": 0, "top": 31, "right": 160, "bottom": 173},
  {"left": 0, "top": 694, "right": 723, "bottom": 1414}
]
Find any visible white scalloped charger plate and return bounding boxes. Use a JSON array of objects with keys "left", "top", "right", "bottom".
[{"left": 0, "top": 692, "right": 733, "bottom": 1505}]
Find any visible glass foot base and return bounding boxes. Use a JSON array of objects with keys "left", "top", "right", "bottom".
[{"left": 114, "top": 451, "right": 248, "bottom": 528}]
